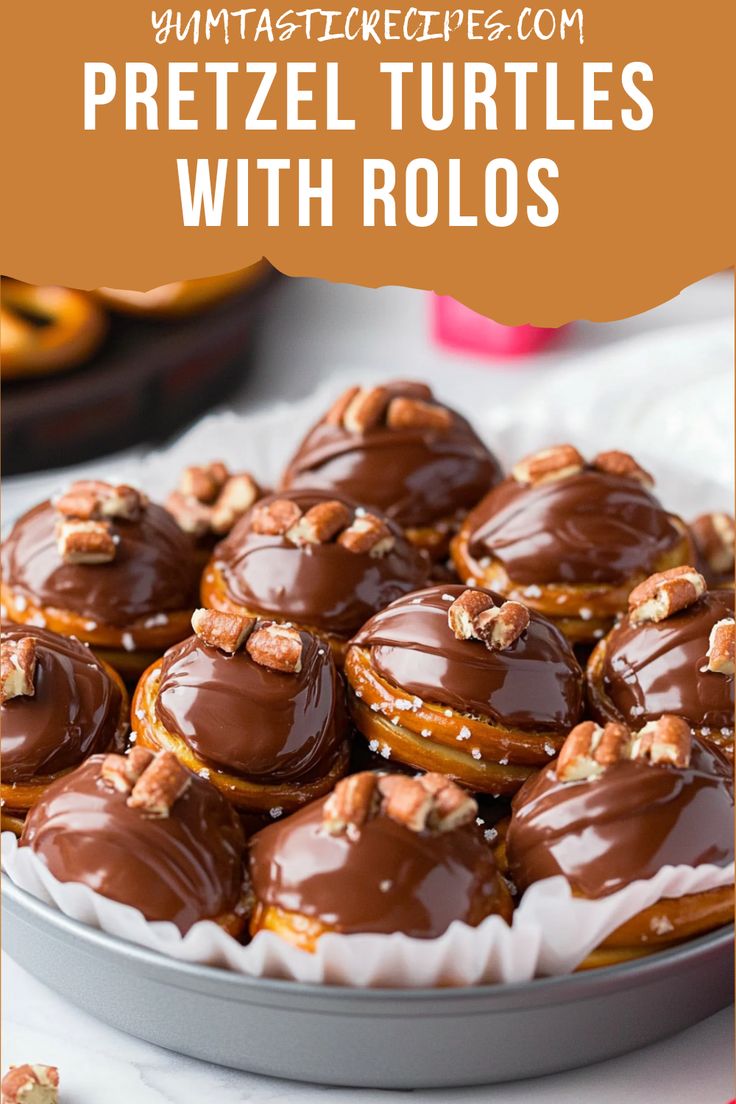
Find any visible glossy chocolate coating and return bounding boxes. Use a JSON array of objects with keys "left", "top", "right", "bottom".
[
  {"left": 351, "top": 586, "right": 584, "bottom": 731},
  {"left": 249, "top": 793, "right": 504, "bottom": 937},
  {"left": 598, "top": 590, "right": 734, "bottom": 731},
  {"left": 155, "top": 629, "right": 346, "bottom": 781},
  {"left": 2, "top": 622, "right": 124, "bottom": 784},
  {"left": 214, "top": 490, "right": 430, "bottom": 639},
  {"left": 507, "top": 739, "right": 734, "bottom": 898},
  {"left": 21, "top": 756, "right": 246, "bottom": 932},
  {"left": 1, "top": 499, "right": 198, "bottom": 627},
  {"left": 466, "top": 469, "right": 684, "bottom": 586},
  {"left": 281, "top": 381, "right": 501, "bottom": 529}
]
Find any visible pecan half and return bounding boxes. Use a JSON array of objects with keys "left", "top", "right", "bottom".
[
  {"left": 55, "top": 479, "right": 144, "bottom": 521},
  {"left": 165, "top": 490, "right": 212, "bottom": 537},
  {"left": 179, "top": 462, "right": 229, "bottom": 504},
  {"left": 246, "top": 622, "right": 303, "bottom": 673},
  {"left": 101, "top": 747, "right": 155, "bottom": 793},
  {"left": 1, "top": 1065, "right": 59, "bottom": 1104},
  {"left": 322, "top": 772, "right": 379, "bottom": 836},
  {"left": 286, "top": 500, "right": 351, "bottom": 545},
  {"left": 691, "top": 512, "right": 735, "bottom": 576},
  {"left": 56, "top": 519, "right": 116, "bottom": 564},
  {"left": 191, "top": 608, "right": 255, "bottom": 653},
  {"left": 556, "top": 720, "right": 631, "bottom": 782},
  {"left": 210, "top": 474, "right": 260, "bottom": 535},
  {"left": 591, "top": 450, "right": 653, "bottom": 487},
  {"left": 512, "top": 444, "right": 585, "bottom": 486},
  {"left": 126, "top": 751, "right": 191, "bottom": 817},
  {"left": 385, "top": 397, "right": 452, "bottom": 431},
  {"left": 0, "top": 637, "right": 37, "bottom": 703},
  {"left": 251, "top": 498, "right": 303, "bottom": 536},
  {"left": 337, "top": 512, "right": 395, "bottom": 557},
  {"left": 707, "top": 618, "right": 735, "bottom": 675},
  {"left": 630, "top": 715, "right": 692, "bottom": 768},
  {"left": 342, "top": 386, "right": 390, "bottom": 433},
  {"left": 628, "top": 566, "right": 706, "bottom": 623},
  {"left": 447, "top": 589, "right": 495, "bottom": 640},
  {"left": 474, "top": 601, "right": 530, "bottom": 650}
]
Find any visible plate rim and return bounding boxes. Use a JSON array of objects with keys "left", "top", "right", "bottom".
[{"left": 5, "top": 875, "right": 733, "bottom": 1008}]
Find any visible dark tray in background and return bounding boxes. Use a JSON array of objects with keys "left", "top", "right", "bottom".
[{"left": 2, "top": 271, "right": 280, "bottom": 476}]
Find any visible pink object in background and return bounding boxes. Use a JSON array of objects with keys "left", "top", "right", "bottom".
[{"left": 432, "top": 294, "right": 566, "bottom": 358}]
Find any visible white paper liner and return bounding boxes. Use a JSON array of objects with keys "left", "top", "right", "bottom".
[{"left": 3, "top": 832, "right": 732, "bottom": 987}]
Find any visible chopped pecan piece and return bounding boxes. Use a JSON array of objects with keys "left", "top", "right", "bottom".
[
  {"left": 631, "top": 715, "right": 692, "bottom": 768},
  {"left": 691, "top": 512, "right": 735, "bottom": 576},
  {"left": 474, "top": 601, "right": 530, "bottom": 650},
  {"left": 707, "top": 618, "right": 735, "bottom": 675},
  {"left": 322, "top": 772, "right": 379, "bottom": 836},
  {"left": 55, "top": 479, "right": 143, "bottom": 521},
  {"left": 251, "top": 498, "right": 303, "bottom": 536},
  {"left": 179, "top": 462, "right": 229, "bottom": 504},
  {"left": 0, "top": 637, "right": 37, "bottom": 703},
  {"left": 56, "top": 519, "right": 116, "bottom": 564},
  {"left": 512, "top": 444, "right": 585, "bottom": 486},
  {"left": 126, "top": 751, "right": 191, "bottom": 817},
  {"left": 325, "top": 385, "right": 360, "bottom": 426},
  {"left": 246, "top": 622, "right": 303, "bottom": 673},
  {"left": 165, "top": 490, "right": 213, "bottom": 537},
  {"left": 1, "top": 1064, "right": 59, "bottom": 1104},
  {"left": 191, "top": 608, "right": 255, "bottom": 653},
  {"left": 342, "top": 386, "right": 390, "bottom": 433},
  {"left": 386, "top": 397, "right": 452, "bottom": 431},
  {"left": 286, "top": 500, "right": 351, "bottom": 545},
  {"left": 377, "top": 774, "right": 434, "bottom": 832},
  {"left": 100, "top": 747, "right": 155, "bottom": 793},
  {"left": 337, "top": 512, "right": 395, "bottom": 556},
  {"left": 418, "top": 773, "right": 478, "bottom": 831},
  {"left": 628, "top": 566, "right": 706, "bottom": 623},
  {"left": 556, "top": 720, "right": 631, "bottom": 782},
  {"left": 591, "top": 450, "right": 653, "bottom": 487},
  {"left": 210, "top": 474, "right": 260, "bottom": 535},
  {"left": 447, "top": 589, "right": 495, "bottom": 640}
]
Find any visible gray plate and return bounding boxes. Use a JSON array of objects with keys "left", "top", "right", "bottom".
[{"left": 4, "top": 878, "right": 733, "bottom": 1089}]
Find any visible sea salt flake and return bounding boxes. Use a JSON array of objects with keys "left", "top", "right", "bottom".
[
  {"left": 650, "top": 915, "right": 674, "bottom": 935},
  {"left": 379, "top": 743, "right": 392, "bottom": 759},
  {"left": 198, "top": 768, "right": 211, "bottom": 780},
  {"left": 14, "top": 595, "right": 28, "bottom": 612},
  {"left": 420, "top": 728, "right": 431, "bottom": 738},
  {"left": 457, "top": 726, "right": 471, "bottom": 742},
  {"left": 379, "top": 879, "right": 393, "bottom": 892},
  {"left": 484, "top": 827, "right": 499, "bottom": 843},
  {"left": 471, "top": 748, "right": 482, "bottom": 760},
  {"left": 544, "top": 742, "right": 556, "bottom": 757},
  {"left": 143, "top": 613, "right": 169, "bottom": 628},
  {"left": 441, "top": 593, "right": 455, "bottom": 602},
  {"left": 269, "top": 807, "right": 284, "bottom": 819},
  {"left": 444, "top": 709, "right": 453, "bottom": 717},
  {"left": 368, "top": 739, "right": 380, "bottom": 752},
  {"left": 524, "top": 585, "right": 542, "bottom": 598},
  {"left": 395, "top": 698, "right": 413, "bottom": 710},
  {"left": 121, "top": 633, "right": 136, "bottom": 652},
  {"left": 579, "top": 608, "right": 593, "bottom": 621}
]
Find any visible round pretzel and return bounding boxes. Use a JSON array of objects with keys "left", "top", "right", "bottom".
[{"left": 1, "top": 279, "right": 107, "bottom": 378}]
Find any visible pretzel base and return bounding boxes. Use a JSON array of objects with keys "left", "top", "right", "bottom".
[
  {"left": 344, "top": 645, "right": 567, "bottom": 795},
  {"left": 1, "top": 581, "right": 194, "bottom": 681},
  {"left": 132, "top": 660, "right": 350, "bottom": 814},
  {"left": 450, "top": 526, "right": 694, "bottom": 644}
]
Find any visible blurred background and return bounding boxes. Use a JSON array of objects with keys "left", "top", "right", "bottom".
[{"left": 2, "top": 268, "right": 733, "bottom": 478}]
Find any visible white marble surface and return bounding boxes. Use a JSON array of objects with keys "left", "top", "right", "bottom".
[{"left": 3, "top": 272, "right": 734, "bottom": 1101}]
